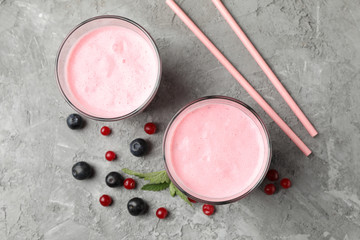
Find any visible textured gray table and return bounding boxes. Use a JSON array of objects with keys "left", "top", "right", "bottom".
[{"left": 1, "top": 0, "right": 359, "bottom": 239}]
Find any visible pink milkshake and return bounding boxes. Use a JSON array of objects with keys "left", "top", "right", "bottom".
[
  {"left": 56, "top": 16, "right": 161, "bottom": 120},
  {"left": 164, "top": 96, "right": 271, "bottom": 204}
]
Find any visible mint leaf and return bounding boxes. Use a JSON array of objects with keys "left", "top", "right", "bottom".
[
  {"left": 141, "top": 182, "right": 170, "bottom": 191},
  {"left": 142, "top": 171, "right": 166, "bottom": 177},
  {"left": 122, "top": 168, "right": 146, "bottom": 178},
  {"left": 169, "top": 182, "right": 176, "bottom": 197},
  {"left": 144, "top": 171, "right": 170, "bottom": 184},
  {"left": 122, "top": 168, "right": 192, "bottom": 206},
  {"left": 174, "top": 185, "right": 192, "bottom": 206},
  {"left": 122, "top": 169, "right": 170, "bottom": 184}
]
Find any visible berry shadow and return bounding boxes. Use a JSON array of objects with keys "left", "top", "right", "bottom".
[
  {"left": 108, "top": 198, "right": 115, "bottom": 207},
  {"left": 145, "top": 140, "right": 154, "bottom": 156},
  {"left": 144, "top": 203, "right": 149, "bottom": 215},
  {"left": 89, "top": 167, "right": 96, "bottom": 179},
  {"left": 81, "top": 118, "right": 87, "bottom": 129}
]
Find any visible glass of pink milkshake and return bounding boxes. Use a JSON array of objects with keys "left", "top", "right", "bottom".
[
  {"left": 56, "top": 16, "right": 161, "bottom": 121},
  {"left": 163, "top": 96, "right": 272, "bottom": 204}
]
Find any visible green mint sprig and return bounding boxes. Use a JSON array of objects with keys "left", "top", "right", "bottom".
[
  {"left": 170, "top": 182, "right": 191, "bottom": 205},
  {"left": 122, "top": 168, "right": 192, "bottom": 206},
  {"left": 122, "top": 168, "right": 170, "bottom": 184},
  {"left": 142, "top": 182, "right": 170, "bottom": 191}
]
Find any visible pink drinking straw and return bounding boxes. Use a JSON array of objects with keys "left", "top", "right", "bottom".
[
  {"left": 212, "top": 0, "right": 318, "bottom": 138},
  {"left": 166, "top": 0, "right": 312, "bottom": 156}
]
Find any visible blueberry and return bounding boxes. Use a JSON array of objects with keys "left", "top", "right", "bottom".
[
  {"left": 127, "top": 197, "right": 148, "bottom": 216},
  {"left": 105, "top": 172, "right": 124, "bottom": 188},
  {"left": 130, "top": 138, "right": 147, "bottom": 157},
  {"left": 67, "top": 114, "right": 84, "bottom": 130},
  {"left": 72, "top": 161, "right": 93, "bottom": 180}
]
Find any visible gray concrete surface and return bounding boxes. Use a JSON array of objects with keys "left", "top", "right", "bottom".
[{"left": 1, "top": 0, "right": 359, "bottom": 239}]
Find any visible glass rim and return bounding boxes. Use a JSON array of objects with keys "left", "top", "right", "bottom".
[
  {"left": 162, "top": 95, "right": 272, "bottom": 205},
  {"left": 55, "top": 15, "right": 162, "bottom": 121}
]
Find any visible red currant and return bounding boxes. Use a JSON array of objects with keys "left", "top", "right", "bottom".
[
  {"left": 144, "top": 122, "right": 157, "bottom": 135},
  {"left": 188, "top": 197, "right": 197, "bottom": 203},
  {"left": 100, "top": 126, "right": 111, "bottom": 136},
  {"left": 99, "top": 194, "right": 112, "bottom": 206},
  {"left": 105, "top": 151, "right": 116, "bottom": 161},
  {"left": 156, "top": 207, "right": 168, "bottom": 219},
  {"left": 266, "top": 169, "right": 279, "bottom": 181},
  {"left": 280, "top": 178, "right": 292, "bottom": 189},
  {"left": 264, "top": 183, "right": 276, "bottom": 195},
  {"left": 124, "top": 178, "right": 136, "bottom": 190},
  {"left": 202, "top": 204, "right": 215, "bottom": 216}
]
